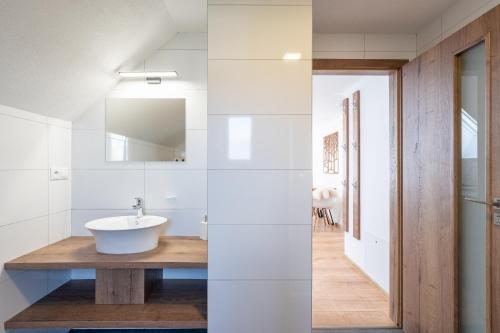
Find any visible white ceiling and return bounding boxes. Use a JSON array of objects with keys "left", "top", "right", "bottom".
[
  {"left": 107, "top": 98, "right": 185, "bottom": 148},
  {"left": 313, "top": 0, "right": 457, "bottom": 33},
  {"left": 163, "top": 0, "right": 207, "bottom": 33},
  {"left": 0, "top": 0, "right": 206, "bottom": 120}
]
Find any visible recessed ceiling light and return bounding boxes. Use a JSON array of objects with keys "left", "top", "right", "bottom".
[
  {"left": 118, "top": 71, "right": 178, "bottom": 78},
  {"left": 283, "top": 52, "right": 302, "bottom": 60}
]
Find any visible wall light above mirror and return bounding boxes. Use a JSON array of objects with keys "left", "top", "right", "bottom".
[{"left": 105, "top": 98, "right": 186, "bottom": 162}]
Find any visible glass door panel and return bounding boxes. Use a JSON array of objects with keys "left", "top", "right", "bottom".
[{"left": 459, "top": 41, "right": 487, "bottom": 333}]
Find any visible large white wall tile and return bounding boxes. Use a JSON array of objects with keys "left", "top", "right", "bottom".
[
  {"left": 312, "top": 51, "right": 364, "bottom": 59},
  {"left": 147, "top": 209, "right": 206, "bottom": 236},
  {"left": 208, "top": 5, "right": 312, "bottom": 60},
  {"left": 0, "top": 170, "right": 48, "bottom": 226},
  {"left": 72, "top": 170, "right": 144, "bottom": 209},
  {"left": 365, "top": 34, "right": 416, "bottom": 52},
  {"left": 49, "top": 211, "right": 71, "bottom": 243},
  {"left": 71, "top": 209, "right": 135, "bottom": 236},
  {"left": 208, "top": 225, "right": 311, "bottom": 279},
  {"left": 365, "top": 51, "right": 416, "bottom": 60},
  {"left": 209, "top": 170, "right": 311, "bottom": 225},
  {"left": 49, "top": 124, "right": 71, "bottom": 168},
  {"left": 208, "top": 279, "right": 311, "bottom": 333},
  {"left": 185, "top": 90, "right": 207, "bottom": 130},
  {"left": 72, "top": 100, "right": 105, "bottom": 130},
  {"left": 208, "top": 115, "right": 311, "bottom": 169},
  {"left": 208, "top": 60, "right": 311, "bottom": 115},
  {"left": 0, "top": 271, "right": 48, "bottom": 329},
  {"left": 0, "top": 114, "right": 47, "bottom": 170},
  {"left": 145, "top": 50, "right": 207, "bottom": 90},
  {"left": 145, "top": 170, "right": 207, "bottom": 209},
  {"left": 0, "top": 106, "right": 71, "bottom": 331},
  {"left": 49, "top": 179, "right": 71, "bottom": 214},
  {"left": 0, "top": 217, "right": 48, "bottom": 283},
  {"left": 313, "top": 33, "right": 364, "bottom": 52}
]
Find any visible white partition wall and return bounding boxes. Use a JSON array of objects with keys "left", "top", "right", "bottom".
[{"left": 207, "top": 1, "right": 312, "bottom": 332}]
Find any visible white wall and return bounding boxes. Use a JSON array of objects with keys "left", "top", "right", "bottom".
[
  {"left": 313, "top": 33, "right": 417, "bottom": 60},
  {"left": 0, "top": 104, "right": 72, "bottom": 333},
  {"left": 339, "top": 76, "right": 391, "bottom": 293},
  {"left": 417, "top": 0, "right": 500, "bottom": 55},
  {"left": 71, "top": 32, "right": 207, "bottom": 279},
  {"left": 207, "top": 1, "right": 312, "bottom": 333}
]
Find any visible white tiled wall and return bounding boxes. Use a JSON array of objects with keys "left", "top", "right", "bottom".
[
  {"left": 71, "top": 33, "right": 208, "bottom": 279},
  {"left": 417, "top": 0, "right": 500, "bottom": 55},
  {"left": 208, "top": 2, "right": 312, "bottom": 333},
  {"left": 313, "top": 33, "right": 417, "bottom": 60},
  {"left": 0, "top": 104, "right": 72, "bottom": 333}
]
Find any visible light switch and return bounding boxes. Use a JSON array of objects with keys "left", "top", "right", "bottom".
[{"left": 50, "top": 167, "right": 69, "bottom": 181}]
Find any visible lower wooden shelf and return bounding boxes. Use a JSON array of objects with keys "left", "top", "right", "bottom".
[{"left": 5, "top": 279, "right": 207, "bottom": 330}]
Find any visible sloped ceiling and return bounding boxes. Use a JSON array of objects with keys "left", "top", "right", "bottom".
[
  {"left": 0, "top": 0, "right": 181, "bottom": 120},
  {"left": 163, "top": 0, "right": 207, "bottom": 33}
]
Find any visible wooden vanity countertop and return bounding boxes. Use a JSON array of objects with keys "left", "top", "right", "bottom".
[{"left": 4, "top": 236, "right": 208, "bottom": 270}]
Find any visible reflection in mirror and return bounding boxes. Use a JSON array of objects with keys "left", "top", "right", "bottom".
[{"left": 105, "top": 98, "right": 186, "bottom": 162}]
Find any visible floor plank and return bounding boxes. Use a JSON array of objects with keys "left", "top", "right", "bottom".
[{"left": 313, "top": 228, "right": 394, "bottom": 328}]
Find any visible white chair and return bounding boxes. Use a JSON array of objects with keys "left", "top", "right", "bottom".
[{"left": 312, "top": 187, "right": 336, "bottom": 231}]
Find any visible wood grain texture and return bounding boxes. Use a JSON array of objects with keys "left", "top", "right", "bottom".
[
  {"left": 343, "top": 97, "right": 350, "bottom": 232},
  {"left": 402, "top": 5, "right": 500, "bottom": 333},
  {"left": 352, "top": 90, "right": 361, "bottom": 240},
  {"left": 313, "top": 59, "right": 409, "bottom": 71},
  {"left": 4, "top": 236, "right": 208, "bottom": 270},
  {"left": 4, "top": 279, "right": 207, "bottom": 329},
  {"left": 389, "top": 70, "right": 403, "bottom": 327},
  {"left": 312, "top": 229, "right": 394, "bottom": 328},
  {"left": 95, "top": 269, "right": 162, "bottom": 304}
]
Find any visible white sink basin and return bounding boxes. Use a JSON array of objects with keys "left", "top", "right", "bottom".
[{"left": 85, "top": 215, "right": 167, "bottom": 254}]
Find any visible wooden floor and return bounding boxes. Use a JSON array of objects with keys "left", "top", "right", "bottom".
[{"left": 312, "top": 227, "right": 394, "bottom": 328}]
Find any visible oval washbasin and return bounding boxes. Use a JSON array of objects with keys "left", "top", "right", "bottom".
[{"left": 85, "top": 216, "right": 167, "bottom": 254}]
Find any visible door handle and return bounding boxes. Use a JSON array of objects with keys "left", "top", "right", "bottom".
[{"left": 463, "top": 197, "right": 500, "bottom": 208}]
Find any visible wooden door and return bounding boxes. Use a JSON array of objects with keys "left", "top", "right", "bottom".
[
  {"left": 401, "top": 5, "right": 500, "bottom": 333},
  {"left": 342, "top": 98, "right": 349, "bottom": 231},
  {"left": 352, "top": 91, "right": 361, "bottom": 240}
]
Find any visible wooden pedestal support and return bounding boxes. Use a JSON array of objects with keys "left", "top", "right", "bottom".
[{"left": 96, "top": 269, "right": 163, "bottom": 304}]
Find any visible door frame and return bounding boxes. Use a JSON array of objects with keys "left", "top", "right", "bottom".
[
  {"left": 453, "top": 34, "right": 493, "bottom": 333},
  {"left": 312, "top": 58, "right": 407, "bottom": 328}
]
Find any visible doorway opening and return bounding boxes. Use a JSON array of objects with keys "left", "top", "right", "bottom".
[{"left": 311, "top": 60, "right": 404, "bottom": 330}]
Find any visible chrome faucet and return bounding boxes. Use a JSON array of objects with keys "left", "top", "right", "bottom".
[{"left": 133, "top": 197, "right": 144, "bottom": 219}]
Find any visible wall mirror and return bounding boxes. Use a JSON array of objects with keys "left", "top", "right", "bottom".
[{"left": 105, "top": 98, "right": 186, "bottom": 162}]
